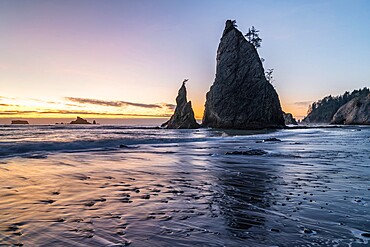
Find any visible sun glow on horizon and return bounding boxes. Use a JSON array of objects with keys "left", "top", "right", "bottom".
[
  {"left": 0, "top": 96, "right": 175, "bottom": 120},
  {"left": 0, "top": 94, "right": 311, "bottom": 123}
]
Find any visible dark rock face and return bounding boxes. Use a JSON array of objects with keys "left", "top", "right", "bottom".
[
  {"left": 302, "top": 87, "right": 369, "bottom": 124},
  {"left": 256, "top": 137, "right": 281, "bottom": 143},
  {"left": 11, "top": 120, "right": 29, "bottom": 124},
  {"left": 162, "top": 81, "right": 200, "bottom": 129},
  {"left": 283, "top": 112, "right": 298, "bottom": 125},
  {"left": 331, "top": 94, "right": 370, "bottom": 125},
  {"left": 70, "top": 116, "right": 91, "bottom": 124},
  {"left": 202, "top": 20, "right": 285, "bottom": 130}
]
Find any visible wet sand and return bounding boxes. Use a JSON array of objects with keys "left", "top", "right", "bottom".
[{"left": 0, "top": 127, "right": 369, "bottom": 246}]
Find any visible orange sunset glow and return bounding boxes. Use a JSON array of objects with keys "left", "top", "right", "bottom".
[{"left": 0, "top": 93, "right": 310, "bottom": 122}]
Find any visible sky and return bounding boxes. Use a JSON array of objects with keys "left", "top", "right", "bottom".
[{"left": 1, "top": 0, "right": 369, "bottom": 123}]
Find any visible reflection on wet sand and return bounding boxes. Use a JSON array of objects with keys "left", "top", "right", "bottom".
[
  {"left": 215, "top": 160, "right": 271, "bottom": 231},
  {"left": 0, "top": 127, "right": 369, "bottom": 246}
]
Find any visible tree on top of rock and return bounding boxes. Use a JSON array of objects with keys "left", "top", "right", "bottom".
[
  {"left": 265, "top": 69, "right": 274, "bottom": 84},
  {"left": 245, "top": 26, "right": 262, "bottom": 49}
]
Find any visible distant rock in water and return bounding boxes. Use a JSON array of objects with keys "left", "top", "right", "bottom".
[
  {"left": 161, "top": 80, "right": 200, "bottom": 129},
  {"left": 11, "top": 120, "right": 29, "bottom": 125},
  {"left": 302, "top": 87, "right": 369, "bottom": 124},
  {"left": 283, "top": 112, "right": 298, "bottom": 125},
  {"left": 331, "top": 94, "right": 370, "bottom": 125},
  {"left": 225, "top": 149, "right": 267, "bottom": 156},
  {"left": 202, "top": 20, "right": 285, "bottom": 130},
  {"left": 70, "top": 116, "right": 91, "bottom": 124}
]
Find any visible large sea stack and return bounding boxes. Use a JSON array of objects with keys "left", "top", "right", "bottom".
[
  {"left": 161, "top": 80, "right": 200, "bottom": 129},
  {"left": 202, "top": 20, "right": 285, "bottom": 130},
  {"left": 331, "top": 94, "right": 370, "bottom": 125}
]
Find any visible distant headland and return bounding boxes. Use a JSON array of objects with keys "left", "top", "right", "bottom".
[{"left": 302, "top": 87, "right": 369, "bottom": 125}]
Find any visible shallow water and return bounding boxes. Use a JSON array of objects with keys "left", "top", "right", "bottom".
[{"left": 0, "top": 125, "right": 369, "bottom": 246}]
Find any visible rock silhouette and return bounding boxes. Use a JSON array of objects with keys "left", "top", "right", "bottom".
[
  {"left": 11, "top": 120, "right": 29, "bottom": 124},
  {"left": 202, "top": 20, "right": 285, "bottom": 130},
  {"left": 302, "top": 87, "right": 369, "bottom": 124},
  {"left": 331, "top": 94, "right": 370, "bottom": 125},
  {"left": 162, "top": 80, "right": 200, "bottom": 129},
  {"left": 283, "top": 112, "right": 298, "bottom": 125},
  {"left": 70, "top": 116, "right": 91, "bottom": 124}
]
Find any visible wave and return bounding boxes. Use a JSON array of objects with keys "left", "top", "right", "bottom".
[
  {"left": 1, "top": 125, "right": 367, "bottom": 159},
  {"left": 0, "top": 136, "right": 211, "bottom": 159},
  {"left": 0, "top": 127, "right": 308, "bottom": 159}
]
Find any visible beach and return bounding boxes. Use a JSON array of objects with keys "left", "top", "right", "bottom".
[{"left": 0, "top": 125, "right": 369, "bottom": 246}]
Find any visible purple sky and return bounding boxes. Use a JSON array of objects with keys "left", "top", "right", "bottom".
[{"left": 1, "top": 0, "right": 369, "bottom": 121}]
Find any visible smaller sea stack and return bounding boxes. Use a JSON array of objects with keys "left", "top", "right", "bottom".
[
  {"left": 283, "top": 112, "right": 298, "bottom": 125},
  {"left": 161, "top": 80, "right": 200, "bottom": 129}
]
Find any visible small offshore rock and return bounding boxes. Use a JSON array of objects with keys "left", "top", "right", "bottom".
[
  {"left": 303, "top": 228, "right": 314, "bottom": 234},
  {"left": 11, "top": 120, "right": 29, "bottom": 125},
  {"left": 70, "top": 116, "right": 91, "bottom": 124},
  {"left": 264, "top": 138, "right": 281, "bottom": 142},
  {"left": 225, "top": 149, "right": 267, "bottom": 155},
  {"left": 119, "top": 145, "right": 138, "bottom": 149},
  {"left": 283, "top": 112, "right": 298, "bottom": 125},
  {"left": 257, "top": 137, "right": 281, "bottom": 143}
]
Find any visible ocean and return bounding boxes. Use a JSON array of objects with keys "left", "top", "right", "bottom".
[{"left": 0, "top": 124, "right": 369, "bottom": 246}]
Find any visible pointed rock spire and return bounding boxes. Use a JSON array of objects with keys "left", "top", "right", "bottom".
[
  {"left": 202, "top": 20, "right": 285, "bottom": 129},
  {"left": 162, "top": 80, "right": 200, "bottom": 129}
]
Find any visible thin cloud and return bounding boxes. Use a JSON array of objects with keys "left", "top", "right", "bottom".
[
  {"left": 164, "top": 103, "right": 176, "bottom": 110},
  {"left": 0, "top": 110, "right": 38, "bottom": 115},
  {"left": 65, "top": 97, "right": 162, "bottom": 109},
  {"left": 0, "top": 103, "right": 21, "bottom": 107},
  {"left": 0, "top": 109, "right": 171, "bottom": 117},
  {"left": 39, "top": 109, "right": 171, "bottom": 117},
  {"left": 65, "top": 103, "right": 84, "bottom": 107},
  {"left": 294, "top": 101, "right": 312, "bottom": 106}
]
